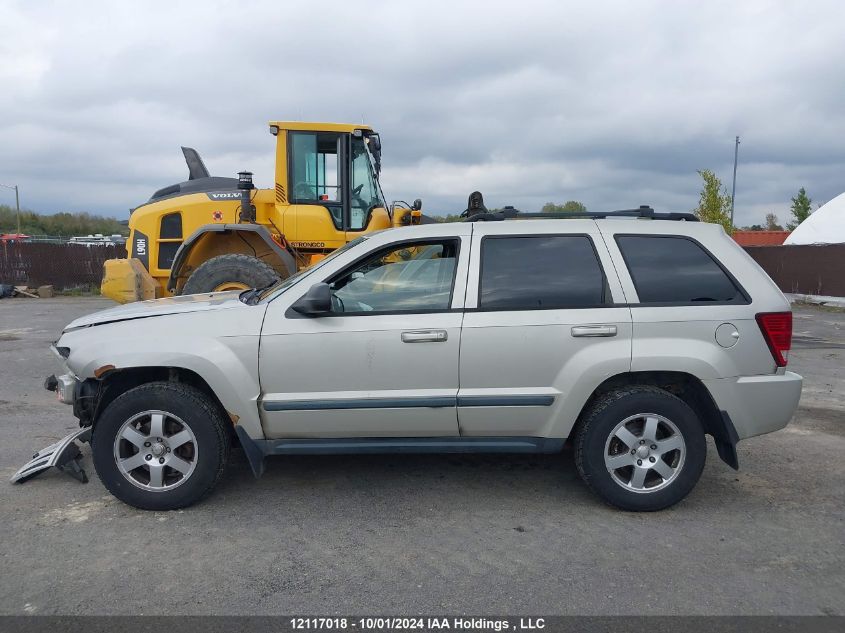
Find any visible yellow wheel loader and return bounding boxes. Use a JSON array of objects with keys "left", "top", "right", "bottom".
[{"left": 102, "top": 121, "right": 427, "bottom": 303}]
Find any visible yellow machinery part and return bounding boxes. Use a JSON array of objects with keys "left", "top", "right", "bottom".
[{"left": 101, "top": 258, "right": 160, "bottom": 304}]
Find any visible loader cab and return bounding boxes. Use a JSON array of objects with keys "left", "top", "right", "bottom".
[{"left": 272, "top": 122, "right": 390, "bottom": 255}]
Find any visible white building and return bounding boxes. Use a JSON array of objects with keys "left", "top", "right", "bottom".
[{"left": 784, "top": 191, "right": 845, "bottom": 245}]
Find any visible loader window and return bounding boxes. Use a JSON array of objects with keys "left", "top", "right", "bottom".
[
  {"left": 159, "top": 212, "right": 182, "bottom": 239},
  {"left": 290, "top": 132, "right": 343, "bottom": 228},
  {"left": 157, "top": 212, "right": 183, "bottom": 270},
  {"left": 349, "top": 137, "right": 384, "bottom": 230}
]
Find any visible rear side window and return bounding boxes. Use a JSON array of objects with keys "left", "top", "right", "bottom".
[
  {"left": 479, "top": 235, "right": 608, "bottom": 310},
  {"left": 616, "top": 235, "right": 747, "bottom": 304}
]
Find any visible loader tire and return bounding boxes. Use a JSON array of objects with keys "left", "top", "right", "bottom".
[{"left": 181, "top": 253, "right": 280, "bottom": 295}]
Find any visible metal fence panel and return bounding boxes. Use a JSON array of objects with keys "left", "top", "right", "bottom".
[
  {"left": 0, "top": 242, "right": 127, "bottom": 290},
  {"left": 744, "top": 244, "right": 845, "bottom": 297}
]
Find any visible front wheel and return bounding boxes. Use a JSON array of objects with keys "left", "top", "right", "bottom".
[
  {"left": 574, "top": 386, "right": 707, "bottom": 511},
  {"left": 92, "top": 382, "right": 230, "bottom": 510}
]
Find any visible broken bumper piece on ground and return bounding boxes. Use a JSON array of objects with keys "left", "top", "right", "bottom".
[{"left": 11, "top": 427, "right": 91, "bottom": 484}]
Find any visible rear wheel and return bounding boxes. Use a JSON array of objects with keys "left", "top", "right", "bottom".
[
  {"left": 181, "top": 253, "right": 279, "bottom": 295},
  {"left": 574, "top": 386, "right": 706, "bottom": 511},
  {"left": 92, "top": 382, "right": 229, "bottom": 510}
]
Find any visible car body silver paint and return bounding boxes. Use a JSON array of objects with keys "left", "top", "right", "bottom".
[{"left": 53, "top": 218, "right": 802, "bottom": 447}]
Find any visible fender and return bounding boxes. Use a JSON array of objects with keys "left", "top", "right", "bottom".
[
  {"left": 167, "top": 223, "right": 296, "bottom": 292},
  {"left": 59, "top": 308, "right": 267, "bottom": 440}
]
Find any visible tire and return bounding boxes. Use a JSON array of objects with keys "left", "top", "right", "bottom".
[
  {"left": 91, "top": 382, "right": 230, "bottom": 510},
  {"left": 574, "top": 386, "right": 706, "bottom": 511},
  {"left": 181, "top": 253, "right": 280, "bottom": 295}
]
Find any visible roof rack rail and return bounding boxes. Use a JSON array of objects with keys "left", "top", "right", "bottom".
[{"left": 462, "top": 205, "right": 699, "bottom": 223}]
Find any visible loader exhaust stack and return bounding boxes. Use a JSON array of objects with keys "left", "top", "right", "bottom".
[{"left": 238, "top": 171, "right": 256, "bottom": 223}]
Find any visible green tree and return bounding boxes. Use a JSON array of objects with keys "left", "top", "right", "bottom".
[
  {"left": 786, "top": 187, "right": 812, "bottom": 231},
  {"left": 542, "top": 200, "right": 587, "bottom": 213},
  {"left": 765, "top": 213, "right": 783, "bottom": 231},
  {"left": 693, "top": 169, "right": 733, "bottom": 233}
]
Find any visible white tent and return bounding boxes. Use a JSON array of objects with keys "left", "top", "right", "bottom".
[{"left": 784, "top": 191, "right": 845, "bottom": 245}]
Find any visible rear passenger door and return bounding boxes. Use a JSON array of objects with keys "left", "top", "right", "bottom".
[{"left": 458, "top": 222, "right": 633, "bottom": 438}]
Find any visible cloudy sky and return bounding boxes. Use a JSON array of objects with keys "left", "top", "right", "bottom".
[{"left": 1, "top": 0, "right": 844, "bottom": 226}]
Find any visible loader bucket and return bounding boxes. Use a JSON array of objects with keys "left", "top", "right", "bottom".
[{"left": 101, "top": 258, "right": 160, "bottom": 304}]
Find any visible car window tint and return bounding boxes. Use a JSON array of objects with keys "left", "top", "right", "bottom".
[
  {"left": 479, "top": 235, "right": 607, "bottom": 310},
  {"left": 330, "top": 241, "right": 458, "bottom": 313},
  {"left": 616, "top": 235, "right": 745, "bottom": 304}
]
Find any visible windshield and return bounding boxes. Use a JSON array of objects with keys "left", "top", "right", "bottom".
[
  {"left": 258, "top": 236, "right": 370, "bottom": 302},
  {"left": 350, "top": 137, "right": 386, "bottom": 230}
]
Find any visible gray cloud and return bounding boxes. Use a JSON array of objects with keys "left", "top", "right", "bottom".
[{"left": 1, "top": 0, "right": 844, "bottom": 226}]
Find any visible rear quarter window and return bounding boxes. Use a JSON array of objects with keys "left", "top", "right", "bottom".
[{"left": 616, "top": 235, "right": 748, "bottom": 305}]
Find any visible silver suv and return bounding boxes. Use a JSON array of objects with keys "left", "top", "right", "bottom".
[{"left": 17, "top": 208, "right": 803, "bottom": 511}]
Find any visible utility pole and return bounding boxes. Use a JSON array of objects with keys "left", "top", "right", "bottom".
[
  {"left": 730, "top": 136, "right": 740, "bottom": 230},
  {"left": 0, "top": 183, "right": 21, "bottom": 235}
]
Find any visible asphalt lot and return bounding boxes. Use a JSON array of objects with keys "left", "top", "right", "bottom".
[{"left": 0, "top": 297, "right": 842, "bottom": 615}]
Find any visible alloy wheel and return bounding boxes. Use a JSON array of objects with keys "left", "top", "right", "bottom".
[
  {"left": 112, "top": 410, "right": 198, "bottom": 491},
  {"left": 603, "top": 413, "right": 686, "bottom": 493}
]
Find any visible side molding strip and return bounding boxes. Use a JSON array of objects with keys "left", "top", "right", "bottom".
[
  {"left": 262, "top": 394, "right": 555, "bottom": 412},
  {"left": 263, "top": 396, "right": 455, "bottom": 412},
  {"left": 457, "top": 395, "right": 555, "bottom": 407}
]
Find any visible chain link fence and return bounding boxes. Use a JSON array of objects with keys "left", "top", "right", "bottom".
[{"left": 0, "top": 242, "right": 127, "bottom": 290}]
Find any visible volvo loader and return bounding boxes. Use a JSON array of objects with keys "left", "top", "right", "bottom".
[{"left": 101, "top": 121, "right": 425, "bottom": 303}]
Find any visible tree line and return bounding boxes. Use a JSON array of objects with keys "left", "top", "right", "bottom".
[
  {"left": 0, "top": 205, "right": 128, "bottom": 237},
  {"left": 693, "top": 170, "right": 814, "bottom": 232}
]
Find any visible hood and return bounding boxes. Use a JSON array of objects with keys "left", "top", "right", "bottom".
[{"left": 64, "top": 291, "right": 246, "bottom": 331}]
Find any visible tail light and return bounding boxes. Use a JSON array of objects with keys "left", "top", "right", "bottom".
[{"left": 756, "top": 312, "right": 792, "bottom": 367}]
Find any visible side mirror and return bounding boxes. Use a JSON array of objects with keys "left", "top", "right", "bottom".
[
  {"left": 291, "top": 283, "right": 332, "bottom": 316},
  {"left": 412, "top": 198, "right": 423, "bottom": 211}
]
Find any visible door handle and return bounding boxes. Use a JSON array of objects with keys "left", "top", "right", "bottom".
[
  {"left": 401, "top": 330, "right": 448, "bottom": 343},
  {"left": 571, "top": 325, "right": 617, "bottom": 338}
]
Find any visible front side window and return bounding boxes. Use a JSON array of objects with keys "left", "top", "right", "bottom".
[
  {"left": 349, "top": 137, "right": 384, "bottom": 230},
  {"left": 479, "top": 235, "right": 608, "bottom": 310},
  {"left": 616, "top": 235, "right": 747, "bottom": 304},
  {"left": 290, "top": 132, "right": 342, "bottom": 228},
  {"left": 329, "top": 240, "right": 459, "bottom": 313}
]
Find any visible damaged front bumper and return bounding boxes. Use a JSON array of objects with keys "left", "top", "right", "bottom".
[
  {"left": 11, "top": 367, "right": 90, "bottom": 484},
  {"left": 11, "top": 427, "right": 91, "bottom": 484}
]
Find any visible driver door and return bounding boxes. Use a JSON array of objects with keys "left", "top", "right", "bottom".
[{"left": 258, "top": 229, "right": 471, "bottom": 439}]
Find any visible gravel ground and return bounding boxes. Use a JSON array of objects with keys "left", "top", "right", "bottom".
[{"left": 0, "top": 297, "right": 842, "bottom": 615}]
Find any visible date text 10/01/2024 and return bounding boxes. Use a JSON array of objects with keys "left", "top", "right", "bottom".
[{"left": 290, "top": 618, "right": 546, "bottom": 631}]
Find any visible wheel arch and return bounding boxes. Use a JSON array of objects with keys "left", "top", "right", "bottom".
[
  {"left": 168, "top": 224, "right": 296, "bottom": 293},
  {"left": 568, "top": 370, "right": 738, "bottom": 467},
  {"left": 81, "top": 366, "right": 228, "bottom": 427},
  {"left": 77, "top": 357, "right": 264, "bottom": 443}
]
